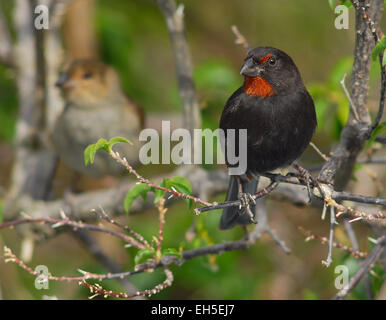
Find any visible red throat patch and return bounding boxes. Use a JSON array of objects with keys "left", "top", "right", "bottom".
[{"left": 244, "top": 77, "right": 275, "bottom": 98}]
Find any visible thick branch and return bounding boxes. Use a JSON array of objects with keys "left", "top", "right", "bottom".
[
  {"left": 319, "top": 0, "right": 384, "bottom": 190},
  {"left": 157, "top": 0, "right": 201, "bottom": 134}
]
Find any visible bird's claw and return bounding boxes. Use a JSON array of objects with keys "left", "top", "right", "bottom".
[
  {"left": 238, "top": 192, "right": 255, "bottom": 207},
  {"left": 293, "top": 164, "right": 325, "bottom": 203},
  {"left": 238, "top": 192, "right": 257, "bottom": 224}
]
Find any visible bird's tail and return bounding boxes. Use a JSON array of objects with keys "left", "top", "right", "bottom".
[{"left": 219, "top": 176, "right": 259, "bottom": 230}]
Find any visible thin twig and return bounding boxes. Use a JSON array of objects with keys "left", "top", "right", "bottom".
[
  {"left": 194, "top": 181, "right": 278, "bottom": 214},
  {"left": 299, "top": 227, "right": 368, "bottom": 259},
  {"left": 0, "top": 217, "right": 147, "bottom": 249},
  {"left": 309, "top": 142, "right": 330, "bottom": 162},
  {"left": 71, "top": 229, "right": 145, "bottom": 299},
  {"left": 322, "top": 206, "right": 335, "bottom": 267},
  {"left": 4, "top": 246, "right": 142, "bottom": 282},
  {"left": 110, "top": 150, "right": 212, "bottom": 207},
  {"left": 155, "top": 197, "right": 167, "bottom": 261},
  {"left": 343, "top": 219, "right": 359, "bottom": 252},
  {"left": 341, "top": 73, "right": 360, "bottom": 121},
  {"left": 82, "top": 268, "right": 173, "bottom": 299},
  {"left": 92, "top": 207, "right": 151, "bottom": 249},
  {"left": 231, "top": 25, "right": 251, "bottom": 52}
]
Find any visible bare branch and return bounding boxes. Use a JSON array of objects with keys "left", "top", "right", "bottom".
[
  {"left": 298, "top": 227, "right": 368, "bottom": 259},
  {"left": 72, "top": 229, "right": 145, "bottom": 299},
  {"left": 340, "top": 73, "right": 360, "bottom": 121},
  {"left": 322, "top": 206, "right": 335, "bottom": 267},
  {"left": 319, "top": 0, "right": 384, "bottom": 190},
  {"left": 82, "top": 268, "right": 173, "bottom": 299},
  {"left": 309, "top": 142, "right": 330, "bottom": 162},
  {"left": 0, "top": 217, "right": 147, "bottom": 249},
  {"left": 334, "top": 235, "right": 386, "bottom": 300},
  {"left": 157, "top": 0, "right": 201, "bottom": 138}
]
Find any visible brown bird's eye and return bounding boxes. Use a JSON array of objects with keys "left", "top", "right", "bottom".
[
  {"left": 268, "top": 57, "right": 277, "bottom": 66},
  {"left": 83, "top": 72, "right": 92, "bottom": 79}
]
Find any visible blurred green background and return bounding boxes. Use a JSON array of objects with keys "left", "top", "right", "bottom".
[{"left": 0, "top": 0, "right": 385, "bottom": 300}]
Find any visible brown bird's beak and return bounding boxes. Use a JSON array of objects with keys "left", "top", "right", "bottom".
[
  {"left": 55, "top": 73, "right": 76, "bottom": 89},
  {"left": 240, "top": 57, "right": 263, "bottom": 77}
]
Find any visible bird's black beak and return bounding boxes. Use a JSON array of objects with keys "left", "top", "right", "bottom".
[
  {"left": 240, "top": 57, "right": 263, "bottom": 77},
  {"left": 55, "top": 73, "right": 69, "bottom": 88}
]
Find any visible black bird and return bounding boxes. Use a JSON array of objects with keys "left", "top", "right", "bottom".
[{"left": 219, "top": 47, "right": 317, "bottom": 229}]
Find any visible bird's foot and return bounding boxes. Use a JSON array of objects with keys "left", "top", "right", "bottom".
[
  {"left": 238, "top": 192, "right": 257, "bottom": 224},
  {"left": 238, "top": 192, "right": 256, "bottom": 207},
  {"left": 292, "top": 164, "right": 325, "bottom": 202}
]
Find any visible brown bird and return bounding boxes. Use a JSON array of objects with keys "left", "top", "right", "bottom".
[{"left": 53, "top": 59, "right": 144, "bottom": 178}]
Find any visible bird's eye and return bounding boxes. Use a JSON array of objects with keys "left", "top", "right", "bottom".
[
  {"left": 83, "top": 72, "right": 92, "bottom": 79},
  {"left": 268, "top": 57, "right": 277, "bottom": 66}
]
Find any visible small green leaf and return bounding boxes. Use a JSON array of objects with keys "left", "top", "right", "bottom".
[
  {"left": 124, "top": 183, "right": 152, "bottom": 214},
  {"left": 328, "top": 0, "right": 335, "bottom": 10},
  {"left": 108, "top": 137, "right": 133, "bottom": 151},
  {"left": 372, "top": 36, "right": 386, "bottom": 61},
  {"left": 162, "top": 248, "right": 182, "bottom": 260},
  {"left": 164, "top": 177, "right": 193, "bottom": 209},
  {"left": 84, "top": 138, "right": 109, "bottom": 166},
  {"left": 84, "top": 137, "right": 132, "bottom": 166},
  {"left": 95, "top": 138, "right": 110, "bottom": 152},
  {"left": 165, "top": 176, "right": 192, "bottom": 194},
  {"left": 134, "top": 248, "right": 155, "bottom": 265},
  {"left": 84, "top": 144, "right": 96, "bottom": 166}
]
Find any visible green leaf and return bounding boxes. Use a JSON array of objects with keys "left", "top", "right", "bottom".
[
  {"left": 164, "top": 176, "right": 193, "bottom": 209},
  {"left": 95, "top": 138, "right": 110, "bottom": 152},
  {"left": 328, "top": 0, "right": 335, "bottom": 10},
  {"left": 366, "top": 121, "right": 386, "bottom": 149},
  {"left": 108, "top": 136, "right": 133, "bottom": 150},
  {"left": 84, "top": 136, "right": 133, "bottom": 166},
  {"left": 84, "top": 138, "right": 109, "bottom": 166},
  {"left": 162, "top": 248, "right": 182, "bottom": 260},
  {"left": 340, "top": 0, "right": 352, "bottom": 8},
  {"left": 372, "top": 36, "right": 386, "bottom": 61},
  {"left": 134, "top": 248, "right": 155, "bottom": 265},
  {"left": 165, "top": 176, "right": 192, "bottom": 194},
  {"left": 124, "top": 183, "right": 152, "bottom": 214},
  {"left": 84, "top": 144, "right": 96, "bottom": 166},
  {"left": 383, "top": 49, "right": 386, "bottom": 66}
]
